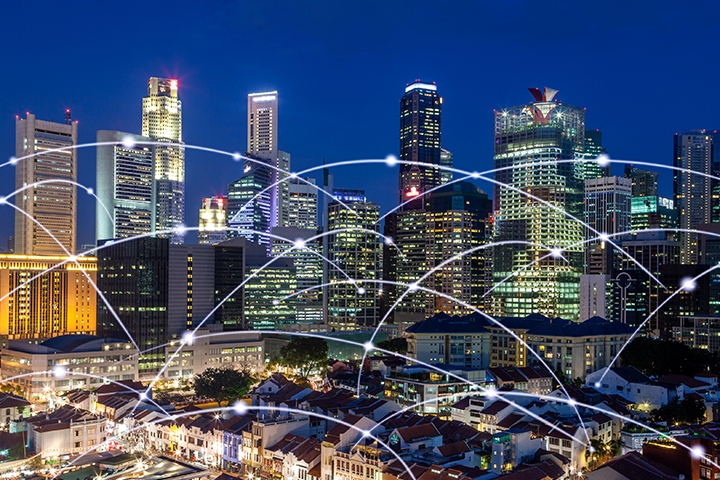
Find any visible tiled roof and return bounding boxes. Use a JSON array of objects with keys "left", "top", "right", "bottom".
[
  {"left": 595, "top": 451, "right": 680, "bottom": 479},
  {"left": 406, "top": 313, "right": 490, "bottom": 334},
  {"left": 657, "top": 374, "right": 711, "bottom": 389},
  {"left": 612, "top": 366, "right": 651, "bottom": 384},
  {"left": 397, "top": 423, "right": 441, "bottom": 443}
]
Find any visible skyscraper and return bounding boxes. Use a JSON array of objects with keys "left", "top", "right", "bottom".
[
  {"left": 389, "top": 81, "right": 443, "bottom": 326},
  {"left": 247, "top": 91, "right": 290, "bottom": 228},
  {"left": 492, "top": 87, "right": 585, "bottom": 321},
  {"left": 582, "top": 129, "right": 610, "bottom": 179},
  {"left": 584, "top": 176, "right": 632, "bottom": 275},
  {"left": 96, "top": 131, "right": 155, "bottom": 242},
  {"left": 15, "top": 113, "right": 78, "bottom": 255},
  {"left": 198, "top": 196, "right": 228, "bottom": 245},
  {"left": 398, "top": 81, "right": 442, "bottom": 204},
  {"left": 674, "top": 130, "right": 714, "bottom": 264},
  {"left": 287, "top": 177, "right": 319, "bottom": 230},
  {"left": 439, "top": 148, "right": 454, "bottom": 186},
  {"left": 142, "top": 77, "right": 184, "bottom": 244},
  {"left": 425, "top": 182, "right": 493, "bottom": 315},
  {"left": 227, "top": 159, "right": 273, "bottom": 246},
  {"left": 326, "top": 192, "right": 381, "bottom": 331}
]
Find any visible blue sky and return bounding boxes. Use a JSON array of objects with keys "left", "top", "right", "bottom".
[{"left": 1, "top": 1, "right": 718, "bottom": 246}]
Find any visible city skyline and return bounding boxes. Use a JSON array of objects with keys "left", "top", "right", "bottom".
[{"left": 2, "top": 2, "right": 720, "bottom": 246}]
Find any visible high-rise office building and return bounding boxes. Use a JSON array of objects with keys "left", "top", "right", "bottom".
[
  {"left": 15, "top": 113, "right": 78, "bottom": 256},
  {"left": 244, "top": 245, "right": 297, "bottom": 330},
  {"left": 247, "top": 92, "right": 290, "bottom": 228},
  {"left": 582, "top": 129, "right": 610, "bottom": 179},
  {"left": 227, "top": 159, "right": 273, "bottom": 246},
  {"left": 492, "top": 87, "right": 585, "bottom": 321},
  {"left": 326, "top": 193, "right": 381, "bottom": 331},
  {"left": 212, "top": 238, "right": 247, "bottom": 331},
  {"left": 439, "top": 148, "right": 453, "bottom": 186},
  {"left": 398, "top": 81, "right": 442, "bottom": 204},
  {"left": 142, "top": 77, "right": 184, "bottom": 244},
  {"left": 610, "top": 231, "right": 681, "bottom": 329},
  {"left": 674, "top": 131, "right": 714, "bottom": 264},
  {"left": 198, "top": 196, "right": 228, "bottom": 245},
  {"left": 97, "top": 238, "right": 215, "bottom": 372},
  {"left": 389, "top": 81, "right": 443, "bottom": 325},
  {"left": 271, "top": 227, "right": 323, "bottom": 325},
  {"left": 425, "top": 182, "right": 492, "bottom": 315},
  {"left": 0, "top": 254, "right": 97, "bottom": 341},
  {"left": 96, "top": 131, "right": 155, "bottom": 242},
  {"left": 287, "top": 177, "right": 318, "bottom": 230},
  {"left": 584, "top": 176, "right": 632, "bottom": 275},
  {"left": 624, "top": 165, "right": 677, "bottom": 232}
]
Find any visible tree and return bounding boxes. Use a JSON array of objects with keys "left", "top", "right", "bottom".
[
  {"left": 192, "top": 367, "right": 256, "bottom": 408},
  {"left": 376, "top": 337, "right": 408, "bottom": 355},
  {"left": 8, "top": 443, "right": 24, "bottom": 460},
  {"left": 279, "top": 337, "right": 329, "bottom": 381},
  {"left": 655, "top": 397, "right": 706, "bottom": 425}
]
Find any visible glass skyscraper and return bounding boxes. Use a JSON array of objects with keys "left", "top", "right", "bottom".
[{"left": 492, "top": 87, "right": 585, "bottom": 321}]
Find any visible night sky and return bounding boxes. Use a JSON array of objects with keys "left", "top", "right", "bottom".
[{"left": 1, "top": 1, "right": 719, "bottom": 248}]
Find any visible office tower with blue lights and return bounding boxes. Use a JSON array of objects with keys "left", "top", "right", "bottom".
[
  {"left": 226, "top": 155, "right": 273, "bottom": 246},
  {"left": 198, "top": 196, "right": 228, "bottom": 245},
  {"left": 492, "top": 87, "right": 585, "bottom": 321},
  {"left": 15, "top": 113, "right": 78, "bottom": 255},
  {"left": 142, "top": 77, "right": 185, "bottom": 244},
  {"left": 326, "top": 190, "right": 381, "bottom": 331},
  {"left": 624, "top": 165, "right": 678, "bottom": 232},
  {"left": 674, "top": 130, "right": 715, "bottom": 264},
  {"left": 582, "top": 129, "right": 610, "bottom": 179},
  {"left": 96, "top": 131, "right": 155, "bottom": 243}
]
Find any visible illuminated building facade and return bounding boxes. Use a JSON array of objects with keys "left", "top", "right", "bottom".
[
  {"left": 247, "top": 92, "right": 290, "bottom": 228},
  {"left": 327, "top": 195, "right": 381, "bottom": 330},
  {"left": 439, "top": 148, "right": 453, "bottom": 185},
  {"left": 227, "top": 158, "right": 273, "bottom": 246},
  {"left": 96, "top": 130, "right": 155, "bottom": 242},
  {"left": 398, "top": 80, "right": 442, "bottom": 205},
  {"left": 15, "top": 113, "right": 78, "bottom": 256},
  {"left": 584, "top": 176, "right": 632, "bottom": 275},
  {"left": 287, "top": 177, "right": 318, "bottom": 229},
  {"left": 198, "top": 196, "right": 228, "bottom": 245},
  {"left": 425, "top": 182, "right": 492, "bottom": 315},
  {"left": 390, "top": 81, "right": 444, "bottom": 325},
  {"left": 244, "top": 245, "right": 297, "bottom": 330},
  {"left": 492, "top": 87, "right": 585, "bottom": 321},
  {"left": 582, "top": 129, "right": 609, "bottom": 179},
  {"left": 674, "top": 130, "right": 714, "bottom": 264},
  {"left": 271, "top": 227, "right": 323, "bottom": 325},
  {"left": 0, "top": 254, "right": 97, "bottom": 341},
  {"left": 1, "top": 335, "right": 137, "bottom": 400},
  {"left": 142, "top": 77, "right": 184, "bottom": 244},
  {"left": 97, "top": 238, "right": 215, "bottom": 373}
]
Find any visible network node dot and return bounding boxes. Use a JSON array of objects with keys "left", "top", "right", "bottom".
[
  {"left": 0, "top": 197, "right": 6, "bottom": 205},
  {"left": 384, "top": 237, "right": 394, "bottom": 246},
  {"left": 599, "top": 232, "right": 609, "bottom": 242},
  {"left": 385, "top": 155, "right": 398, "bottom": 167},
  {"left": 182, "top": 331, "right": 194, "bottom": 345},
  {"left": 550, "top": 248, "right": 563, "bottom": 258},
  {"left": 681, "top": 277, "right": 697, "bottom": 292},
  {"left": 233, "top": 401, "right": 248, "bottom": 415},
  {"left": 471, "top": 172, "right": 481, "bottom": 179},
  {"left": 357, "top": 287, "right": 366, "bottom": 295},
  {"left": 68, "top": 255, "right": 78, "bottom": 263},
  {"left": 121, "top": 135, "right": 136, "bottom": 149},
  {"left": 408, "top": 283, "right": 419, "bottom": 291},
  {"left": 87, "top": 188, "right": 94, "bottom": 195},
  {"left": 293, "top": 238, "right": 306, "bottom": 249},
  {"left": 289, "top": 172, "right": 298, "bottom": 178},
  {"left": 596, "top": 153, "right": 610, "bottom": 167},
  {"left": 691, "top": 445, "right": 705, "bottom": 458},
  {"left": 272, "top": 299, "right": 280, "bottom": 306},
  {"left": 594, "top": 382, "right": 601, "bottom": 388},
  {"left": 363, "top": 341, "right": 374, "bottom": 352},
  {"left": 52, "top": 365, "right": 67, "bottom": 378},
  {"left": 9, "top": 157, "right": 18, "bottom": 165},
  {"left": 232, "top": 152, "right": 242, "bottom": 161}
]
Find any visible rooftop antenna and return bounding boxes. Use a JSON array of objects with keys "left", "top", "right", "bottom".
[{"left": 64, "top": 109, "right": 72, "bottom": 125}]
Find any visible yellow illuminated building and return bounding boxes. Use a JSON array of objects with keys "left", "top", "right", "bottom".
[{"left": 0, "top": 254, "right": 97, "bottom": 340}]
